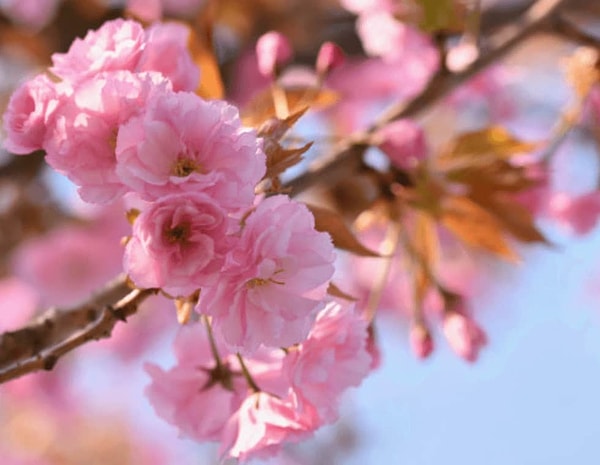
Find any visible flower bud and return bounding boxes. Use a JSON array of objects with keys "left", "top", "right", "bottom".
[
  {"left": 316, "top": 42, "right": 345, "bottom": 76},
  {"left": 442, "top": 311, "right": 487, "bottom": 362},
  {"left": 409, "top": 323, "right": 433, "bottom": 360},
  {"left": 256, "top": 31, "right": 293, "bottom": 78}
]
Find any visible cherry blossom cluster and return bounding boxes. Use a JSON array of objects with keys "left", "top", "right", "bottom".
[{"left": 2, "top": 18, "right": 373, "bottom": 461}]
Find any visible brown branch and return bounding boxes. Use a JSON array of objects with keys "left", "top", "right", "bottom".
[
  {"left": 0, "top": 275, "right": 156, "bottom": 384},
  {"left": 0, "top": 0, "right": 583, "bottom": 385},
  {"left": 286, "top": 0, "right": 574, "bottom": 196}
]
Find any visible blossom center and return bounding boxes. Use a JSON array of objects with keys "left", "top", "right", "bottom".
[
  {"left": 172, "top": 157, "right": 201, "bottom": 177},
  {"left": 246, "top": 278, "right": 269, "bottom": 289},
  {"left": 165, "top": 223, "right": 190, "bottom": 244}
]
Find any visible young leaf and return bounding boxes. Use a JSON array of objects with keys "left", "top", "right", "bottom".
[
  {"left": 264, "top": 142, "right": 312, "bottom": 180},
  {"left": 327, "top": 282, "right": 358, "bottom": 301},
  {"left": 306, "top": 204, "right": 381, "bottom": 257},
  {"left": 415, "top": 0, "right": 465, "bottom": 33},
  {"left": 439, "top": 126, "right": 538, "bottom": 163},
  {"left": 186, "top": 24, "right": 224, "bottom": 99},
  {"left": 470, "top": 194, "right": 549, "bottom": 244},
  {"left": 242, "top": 86, "right": 339, "bottom": 127},
  {"left": 439, "top": 196, "right": 519, "bottom": 261}
]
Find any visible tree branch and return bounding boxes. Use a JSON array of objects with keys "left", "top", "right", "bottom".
[
  {"left": 286, "top": 0, "right": 574, "bottom": 196},
  {"left": 0, "top": 275, "right": 156, "bottom": 384},
  {"left": 0, "top": 0, "right": 584, "bottom": 385}
]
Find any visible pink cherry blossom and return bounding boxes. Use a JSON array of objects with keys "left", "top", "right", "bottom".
[
  {"left": 124, "top": 192, "right": 233, "bottom": 296},
  {"left": 339, "top": 0, "right": 395, "bottom": 14},
  {"left": 325, "top": 51, "right": 438, "bottom": 132},
  {"left": 197, "top": 195, "right": 335, "bottom": 353},
  {"left": 44, "top": 71, "right": 170, "bottom": 203},
  {"left": 2, "top": 74, "right": 62, "bottom": 155},
  {"left": 374, "top": 118, "right": 428, "bottom": 170},
  {"left": 145, "top": 324, "right": 245, "bottom": 442},
  {"left": 256, "top": 31, "right": 293, "bottom": 78},
  {"left": 12, "top": 223, "right": 124, "bottom": 307},
  {"left": 0, "top": 277, "right": 39, "bottom": 331},
  {"left": 115, "top": 90, "right": 265, "bottom": 210},
  {"left": 442, "top": 310, "right": 487, "bottom": 362},
  {"left": 548, "top": 191, "right": 600, "bottom": 235},
  {"left": 357, "top": 11, "right": 437, "bottom": 64},
  {"left": 50, "top": 19, "right": 146, "bottom": 83},
  {"left": 138, "top": 22, "right": 200, "bottom": 92},
  {"left": 284, "top": 300, "right": 372, "bottom": 422},
  {"left": 221, "top": 391, "right": 317, "bottom": 462}
]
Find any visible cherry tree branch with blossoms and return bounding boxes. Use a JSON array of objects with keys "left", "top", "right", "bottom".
[{"left": 0, "top": 0, "right": 600, "bottom": 462}]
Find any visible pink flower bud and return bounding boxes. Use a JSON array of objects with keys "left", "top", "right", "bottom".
[
  {"left": 374, "top": 119, "right": 427, "bottom": 170},
  {"left": 548, "top": 191, "right": 600, "bottom": 235},
  {"left": 316, "top": 42, "right": 345, "bottom": 76},
  {"left": 256, "top": 31, "right": 293, "bottom": 78},
  {"left": 442, "top": 311, "right": 487, "bottom": 362},
  {"left": 409, "top": 323, "right": 433, "bottom": 360}
]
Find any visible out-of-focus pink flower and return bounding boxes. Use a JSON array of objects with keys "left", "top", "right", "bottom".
[
  {"left": 0, "top": 0, "right": 62, "bottom": 30},
  {"left": 446, "top": 42, "right": 480, "bottom": 73},
  {"left": 115, "top": 90, "right": 265, "bottom": 210},
  {"left": 409, "top": 323, "right": 434, "bottom": 359},
  {"left": 339, "top": 0, "right": 394, "bottom": 14},
  {"left": 124, "top": 192, "right": 233, "bottom": 297},
  {"left": 357, "top": 11, "right": 437, "bottom": 64},
  {"left": 220, "top": 392, "right": 317, "bottom": 462},
  {"left": 50, "top": 19, "right": 146, "bottom": 83},
  {"left": 325, "top": 47, "right": 438, "bottom": 132},
  {"left": 12, "top": 224, "right": 123, "bottom": 307},
  {"left": 284, "top": 300, "right": 372, "bottom": 422},
  {"left": 139, "top": 22, "right": 200, "bottom": 92},
  {"left": 442, "top": 310, "right": 487, "bottom": 362},
  {"left": 228, "top": 48, "right": 270, "bottom": 107},
  {"left": 548, "top": 191, "right": 600, "bottom": 235},
  {"left": 2, "top": 74, "right": 62, "bottom": 154},
  {"left": 145, "top": 324, "right": 245, "bottom": 442},
  {"left": 127, "top": 0, "right": 162, "bottom": 22},
  {"left": 374, "top": 118, "right": 428, "bottom": 170},
  {"left": 446, "top": 65, "right": 515, "bottom": 121},
  {"left": 316, "top": 42, "right": 345, "bottom": 77},
  {"left": 197, "top": 195, "right": 335, "bottom": 353},
  {"left": 587, "top": 86, "right": 600, "bottom": 124},
  {"left": 256, "top": 31, "right": 293, "bottom": 78},
  {"left": 0, "top": 277, "right": 38, "bottom": 331},
  {"left": 44, "top": 71, "right": 170, "bottom": 204}
]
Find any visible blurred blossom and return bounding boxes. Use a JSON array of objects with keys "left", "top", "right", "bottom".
[
  {"left": 442, "top": 308, "right": 487, "bottom": 362},
  {"left": 548, "top": 191, "right": 600, "bottom": 236},
  {"left": 0, "top": 277, "right": 38, "bottom": 331},
  {"left": 256, "top": 31, "right": 294, "bottom": 78},
  {"left": 12, "top": 211, "right": 126, "bottom": 307},
  {"left": 0, "top": 0, "right": 62, "bottom": 30},
  {"left": 374, "top": 119, "right": 428, "bottom": 171}
]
